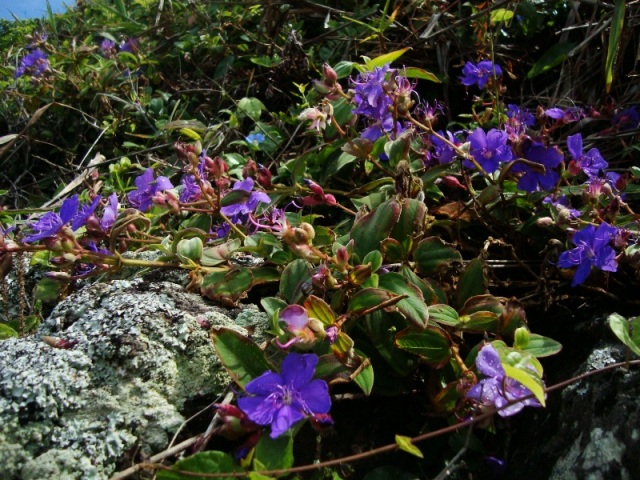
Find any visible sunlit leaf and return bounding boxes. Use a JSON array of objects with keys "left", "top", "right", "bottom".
[
  {"left": 395, "top": 326, "right": 452, "bottom": 367},
  {"left": 157, "top": 451, "right": 243, "bottom": 480},
  {"left": 395, "top": 434, "right": 424, "bottom": 458},
  {"left": 210, "top": 328, "right": 273, "bottom": 389},
  {"left": 605, "top": 0, "right": 626, "bottom": 93},
  {"left": 364, "top": 47, "right": 411, "bottom": 70}
]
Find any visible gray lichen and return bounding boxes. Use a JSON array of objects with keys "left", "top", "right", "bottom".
[{"left": 0, "top": 278, "right": 265, "bottom": 479}]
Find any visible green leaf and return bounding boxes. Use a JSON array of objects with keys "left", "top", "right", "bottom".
[
  {"left": 520, "top": 334, "right": 563, "bottom": 358},
  {"left": 490, "top": 8, "right": 514, "bottom": 24},
  {"left": 378, "top": 273, "right": 430, "bottom": 328},
  {"left": 364, "top": 48, "right": 411, "bottom": 70},
  {"left": 210, "top": 328, "right": 273, "bottom": 389},
  {"left": 413, "top": 237, "right": 462, "bottom": 276},
  {"left": 381, "top": 238, "right": 405, "bottom": 263},
  {"left": 34, "top": 278, "right": 62, "bottom": 304},
  {"left": 527, "top": 42, "right": 576, "bottom": 79},
  {"left": 156, "top": 451, "right": 243, "bottom": 480},
  {"left": 502, "top": 364, "right": 546, "bottom": 407},
  {"left": 201, "top": 268, "right": 252, "bottom": 304},
  {"left": 350, "top": 199, "right": 402, "bottom": 260},
  {"left": 260, "top": 297, "right": 288, "bottom": 320},
  {"left": 220, "top": 188, "right": 252, "bottom": 208},
  {"left": 395, "top": 434, "right": 424, "bottom": 458},
  {"left": 403, "top": 67, "right": 440, "bottom": 83},
  {"left": 348, "top": 288, "right": 397, "bottom": 316},
  {"left": 455, "top": 258, "right": 487, "bottom": 309},
  {"left": 394, "top": 326, "right": 452, "bottom": 367},
  {"left": 399, "top": 266, "right": 438, "bottom": 305},
  {"left": 279, "top": 259, "right": 312, "bottom": 304},
  {"left": 201, "top": 239, "right": 241, "bottom": 267},
  {"left": 237, "top": 97, "right": 265, "bottom": 121},
  {"left": 458, "top": 311, "right": 500, "bottom": 333},
  {"left": 363, "top": 250, "right": 383, "bottom": 272},
  {"left": 390, "top": 199, "right": 427, "bottom": 255},
  {"left": 609, "top": 313, "right": 640, "bottom": 356},
  {"left": 428, "top": 304, "right": 460, "bottom": 327},
  {"left": 0, "top": 323, "right": 19, "bottom": 339},
  {"left": 384, "top": 134, "right": 410, "bottom": 168},
  {"left": 304, "top": 295, "right": 336, "bottom": 327},
  {"left": 353, "top": 351, "right": 374, "bottom": 396},
  {"left": 254, "top": 432, "right": 293, "bottom": 471},
  {"left": 605, "top": 0, "right": 626, "bottom": 93},
  {"left": 333, "top": 60, "right": 355, "bottom": 79}
]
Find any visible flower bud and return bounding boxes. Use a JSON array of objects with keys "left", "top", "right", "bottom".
[
  {"left": 323, "top": 63, "right": 338, "bottom": 85},
  {"left": 514, "top": 327, "right": 530, "bottom": 349},
  {"left": 177, "top": 237, "right": 203, "bottom": 262},
  {"left": 349, "top": 264, "right": 372, "bottom": 285}
]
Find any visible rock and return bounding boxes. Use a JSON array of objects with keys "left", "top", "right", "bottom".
[
  {"left": 0, "top": 278, "right": 268, "bottom": 480},
  {"left": 508, "top": 313, "right": 640, "bottom": 480}
]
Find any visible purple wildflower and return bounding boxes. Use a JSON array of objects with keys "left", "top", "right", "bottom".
[
  {"left": 23, "top": 195, "right": 79, "bottom": 243},
  {"left": 543, "top": 195, "right": 581, "bottom": 219},
  {"left": 237, "top": 352, "right": 331, "bottom": 438},
  {"left": 119, "top": 38, "right": 138, "bottom": 53},
  {"left": 543, "top": 106, "right": 583, "bottom": 124},
  {"left": 70, "top": 196, "right": 101, "bottom": 231},
  {"left": 220, "top": 177, "right": 270, "bottom": 218},
  {"left": 429, "top": 131, "right": 459, "bottom": 165},
  {"left": 557, "top": 222, "right": 618, "bottom": 287},
  {"left": 466, "top": 128, "right": 512, "bottom": 173},
  {"left": 507, "top": 104, "right": 535, "bottom": 127},
  {"left": 180, "top": 175, "right": 202, "bottom": 203},
  {"left": 101, "top": 193, "right": 119, "bottom": 230},
  {"left": 127, "top": 168, "right": 174, "bottom": 212},
  {"left": 566, "top": 133, "right": 608, "bottom": 179},
  {"left": 15, "top": 49, "right": 49, "bottom": 78},
  {"left": 467, "top": 344, "right": 542, "bottom": 417},
  {"left": 99, "top": 38, "right": 116, "bottom": 54},
  {"left": 511, "top": 141, "right": 563, "bottom": 192},
  {"left": 612, "top": 106, "right": 639, "bottom": 131},
  {"left": 460, "top": 61, "right": 502, "bottom": 89},
  {"left": 352, "top": 65, "right": 405, "bottom": 141}
]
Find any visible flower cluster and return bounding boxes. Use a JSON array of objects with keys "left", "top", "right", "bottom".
[{"left": 15, "top": 48, "right": 50, "bottom": 78}]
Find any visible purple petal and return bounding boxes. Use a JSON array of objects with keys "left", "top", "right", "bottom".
[
  {"left": 566, "top": 133, "right": 583, "bottom": 160},
  {"left": 233, "top": 177, "right": 255, "bottom": 192},
  {"left": 270, "top": 404, "right": 305, "bottom": 438},
  {"left": 244, "top": 370, "right": 283, "bottom": 396},
  {"left": 237, "top": 396, "right": 277, "bottom": 426},
  {"left": 281, "top": 353, "right": 318, "bottom": 389},
  {"left": 571, "top": 258, "right": 593, "bottom": 286},
  {"left": 155, "top": 175, "right": 174, "bottom": 192},
  {"left": 280, "top": 305, "right": 309, "bottom": 330},
  {"left": 475, "top": 344, "right": 505, "bottom": 378},
  {"left": 467, "top": 377, "right": 503, "bottom": 405},
  {"left": 71, "top": 196, "right": 101, "bottom": 231},
  {"left": 299, "top": 379, "right": 331, "bottom": 414},
  {"left": 135, "top": 168, "right": 154, "bottom": 190},
  {"left": 60, "top": 195, "right": 80, "bottom": 224},
  {"left": 101, "top": 193, "right": 119, "bottom": 229}
]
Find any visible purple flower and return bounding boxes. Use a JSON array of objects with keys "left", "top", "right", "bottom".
[
  {"left": 237, "top": 352, "right": 331, "bottom": 438},
  {"left": 566, "top": 133, "right": 608, "bottom": 179},
  {"left": 506, "top": 104, "right": 535, "bottom": 127},
  {"left": 220, "top": 177, "right": 270, "bottom": 218},
  {"left": 99, "top": 38, "right": 116, "bottom": 54},
  {"left": 351, "top": 65, "right": 405, "bottom": 141},
  {"left": 119, "top": 38, "right": 138, "bottom": 53},
  {"left": 429, "top": 131, "right": 459, "bottom": 165},
  {"left": 467, "top": 344, "right": 542, "bottom": 417},
  {"left": 460, "top": 61, "right": 502, "bottom": 89},
  {"left": 543, "top": 106, "right": 583, "bottom": 124},
  {"left": 180, "top": 175, "right": 201, "bottom": 203},
  {"left": 127, "top": 168, "right": 174, "bottom": 212},
  {"left": 466, "top": 128, "right": 512, "bottom": 173},
  {"left": 557, "top": 222, "right": 618, "bottom": 287},
  {"left": 612, "top": 106, "right": 639, "bottom": 131},
  {"left": 15, "top": 49, "right": 49, "bottom": 78},
  {"left": 511, "top": 141, "right": 563, "bottom": 192},
  {"left": 23, "top": 195, "right": 79, "bottom": 243},
  {"left": 71, "top": 195, "right": 101, "bottom": 231},
  {"left": 543, "top": 195, "right": 581, "bottom": 219},
  {"left": 101, "top": 193, "right": 119, "bottom": 230}
]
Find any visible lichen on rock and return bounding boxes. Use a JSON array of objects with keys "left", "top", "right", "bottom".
[{"left": 0, "top": 278, "right": 267, "bottom": 479}]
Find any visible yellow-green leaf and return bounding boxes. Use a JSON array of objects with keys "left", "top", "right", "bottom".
[
  {"left": 365, "top": 48, "right": 411, "bottom": 70},
  {"left": 395, "top": 435, "right": 423, "bottom": 458},
  {"left": 605, "top": 0, "right": 626, "bottom": 93},
  {"left": 503, "top": 364, "right": 546, "bottom": 407}
]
